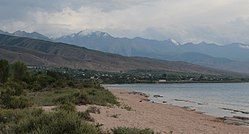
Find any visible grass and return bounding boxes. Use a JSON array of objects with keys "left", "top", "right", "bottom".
[
  {"left": 78, "top": 111, "right": 95, "bottom": 122},
  {"left": 27, "top": 88, "right": 79, "bottom": 106},
  {"left": 86, "top": 106, "right": 100, "bottom": 114},
  {"left": 0, "top": 61, "right": 156, "bottom": 133},
  {"left": 27, "top": 87, "right": 119, "bottom": 106},
  {"left": 0, "top": 108, "right": 101, "bottom": 134},
  {"left": 120, "top": 103, "right": 132, "bottom": 111},
  {"left": 112, "top": 127, "right": 155, "bottom": 134}
]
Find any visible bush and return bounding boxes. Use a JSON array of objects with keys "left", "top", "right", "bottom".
[
  {"left": 2, "top": 81, "right": 27, "bottom": 96},
  {"left": 0, "top": 108, "right": 100, "bottom": 134},
  {"left": 53, "top": 91, "right": 80, "bottom": 104},
  {"left": 0, "top": 95, "right": 31, "bottom": 109},
  {"left": 0, "top": 60, "right": 9, "bottom": 84},
  {"left": 31, "top": 74, "right": 56, "bottom": 91},
  {"left": 86, "top": 106, "right": 100, "bottom": 114},
  {"left": 10, "top": 61, "right": 30, "bottom": 82},
  {"left": 7, "top": 96, "right": 31, "bottom": 109},
  {"left": 15, "top": 110, "right": 100, "bottom": 134},
  {"left": 56, "top": 102, "right": 76, "bottom": 112},
  {"left": 112, "top": 127, "right": 155, "bottom": 134},
  {"left": 0, "top": 81, "right": 31, "bottom": 109},
  {"left": 31, "top": 88, "right": 119, "bottom": 106},
  {"left": 79, "top": 88, "right": 119, "bottom": 106},
  {"left": 0, "top": 108, "right": 43, "bottom": 132},
  {"left": 78, "top": 111, "right": 94, "bottom": 122}
]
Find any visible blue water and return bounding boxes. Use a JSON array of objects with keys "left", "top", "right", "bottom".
[{"left": 105, "top": 83, "right": 249, "bottom": 118}]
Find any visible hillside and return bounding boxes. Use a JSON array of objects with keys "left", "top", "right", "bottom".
[
  {"left": 164, "top": 52, "right": 249, "bottom": 74},
  {"left": 1, "top": 30, "right": 249, "bottom": 74},
  {"left": 56, "top": 31, "right": 249, "bottom": 62},
  {"left": 55, "top": 31, "right": 249, "bottom": 73},
  {"left": 0, "top": 34, "right": 238, "bottom": 76}
]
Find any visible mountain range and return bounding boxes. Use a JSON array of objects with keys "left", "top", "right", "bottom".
[
  {"left": 0, "top": 33, "right": 235, "bottom": 76},
  {"left": 1, "top": 30, "right": 249, "bottom": 74},
  {"left": 55, "top": 30, "right": 249, "bottom": 74},
  {"left": 0, "top": 30, "right": 51, "bottom": 41}
]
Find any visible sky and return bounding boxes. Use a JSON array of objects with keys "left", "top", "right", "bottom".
[{"left": 0, "top": 0, "right": 249, "bottom": 44}]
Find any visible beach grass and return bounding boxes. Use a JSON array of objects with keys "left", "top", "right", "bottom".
[
  {"left": 27, "top": 87, "right": 119, "bottom": 106},
  {"left": 0, "top": 108, "right": 101, "bottom": 134},
  {"left": 112, "top": 127, "right": 155, "bottom": 134}
]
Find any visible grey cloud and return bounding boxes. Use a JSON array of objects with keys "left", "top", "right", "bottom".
[{"left": 0, "top": 0, "right": 249, "bottom": 44}]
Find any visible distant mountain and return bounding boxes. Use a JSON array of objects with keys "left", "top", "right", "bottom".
[
  {"left": 55, "top": 30, "right": 249, "bottom": 73},
  {"left": 0, "top": 30, "right": 50, "bottom": 41},
  {"left": 56, "top": 30, "right": 181, "bottom": 56},
  {"left": 0, "top": 30, "right": 11, "bottom": 35},
  {"left": 166, "top": 52, "right": 249, "bottom": 74},
  {"left": 180, "top": 42, "right": 249, "bottom": 62},
  {"left": 0, "top": 34, "right": 237, "bottom": 76},
  {"left": 1, "top": 29, "right": 249, "bottom": 73},
  {"left": 13, "top": 30, "right": 51, "bottom": 41}
]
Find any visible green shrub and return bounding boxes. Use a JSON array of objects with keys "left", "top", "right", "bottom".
[
  {"left": 77, "top": 106, "right": 100, "bottom": 122},
  {"left": 29, "top": 88, "right": 118, "bottom": 106},
  {"left": 53, "top": 91, "right": 80, "bottom": 104},
  {"left": 7, "top": 96, "right": 31, "bottom": 109},
  {"left": 2, "top": 81, "right": 27, "bottom": 96},
  {"left": 112, "top": 127, "right": 155, "bottom": 134},
  {"left": 0, "top": 82, "right": 31, "bottom": 109},
  {"left": 0, "top": 60, "right": 9, "bottom": 84},
  {"left": 86, "top": 106, "right": 100, "bottom": 114},
  {"left": 15, "top": 110, "right": 100, "bottom": 134},
  {"left": 78, "top": 111, "right": 94, "bottom": 122},
  {"left": 121, "top": 104, "right": 132, "bottom": 111},
  {"left": 56, "top": 102, "right": 76, "bottom": 112},
  {"left": 80, "top": 88, "right": 119, "bottom": 106},
  {"left": 0, "top": 95, "right": 31, "bottom": 109},
  {"left": 0, "top": 109, "right": 100, "bottom": 134},
  {"left": 0, "top": 108, "right": 43, "bottom": 132},
  {"left": 10, "top": 61, "right": 30, "bottom": 82},
  {"left": 31, "top": 74, "right": 56, "bottom": 91}
]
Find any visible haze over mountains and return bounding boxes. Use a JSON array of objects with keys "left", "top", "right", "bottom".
[
  {"left": 1, "top": 33, "right": 234, "bottom": 76},
  {"left": 0, "top": 30, "right": 51, "bottom": 41},
  {"left": 1, "top": 30, "right": 249, "bottom": 74}
]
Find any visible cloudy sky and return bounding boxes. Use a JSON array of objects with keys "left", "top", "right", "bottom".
[{"left": 1, "top": 0, "right": 249, "bottom": 44}]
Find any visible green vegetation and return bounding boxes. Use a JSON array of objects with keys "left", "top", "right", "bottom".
[
  {"left": 27, "top": 87, "right": 118, "bottom": 106},
  {"left": 31, "top": 67, "right": 249, "bottom": 84},
  {"left": 0, "top": 108, "right": 100, "bottom": 134},
  {"left": 0, "top": 60, "right": 118, "bottom": 108},
  {"left": 112, "top": 127, "right": 155, "bottom": 134},
  {"left": 0, "top": 60, "right": 121, "bottom": 133},
  {"left": 0, "top": 59, "right": 9, "bottom": 83}
]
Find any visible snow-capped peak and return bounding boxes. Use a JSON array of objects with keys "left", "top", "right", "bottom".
[
  {"left": 77, "top": 29, "right": 95, "bottom": 36},
  {"left": 169, "top": 38, "right": 180, "bottom": 46},
  {"left": 239, "top": 44, "right": 249, "bottom": 49},
  {"left": 74, "top": 30, "right": 111, "bottom": 38}
]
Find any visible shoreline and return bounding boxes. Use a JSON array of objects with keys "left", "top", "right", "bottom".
[
  {"left": 103, "top": 81, "right": 249, "bottom": 85},
  {"left": 91, "top": 88, "right": 249, "bottom": 134},
  {"left": 41, "top": 88, "right": 249, "bottom": 133},
  {"left": 104, "top": 84, "right": 249, "bottom": 118}
]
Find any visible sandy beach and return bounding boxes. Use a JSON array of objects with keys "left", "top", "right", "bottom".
[
  {"left": 82, "top": 89, "right": 249, "bottom": 134},
  {"left": 42, "top": 89, "right": 249, "bottom": 133}
]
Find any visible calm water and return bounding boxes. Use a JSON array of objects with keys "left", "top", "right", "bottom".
[{"left": 105, "top": 83, "right": 249, "bottom": 118}]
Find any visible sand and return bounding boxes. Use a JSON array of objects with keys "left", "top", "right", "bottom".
[
  {"left": 42, "top": 89, "right": 249, "bottom": 134},
  {"left": 88, "top": 89, "right": 249, "bottom": 134}
]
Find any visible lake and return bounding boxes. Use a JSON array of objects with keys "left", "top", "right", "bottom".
[{"left": 104, "top": 83, "right": 249, "bottom": 118}]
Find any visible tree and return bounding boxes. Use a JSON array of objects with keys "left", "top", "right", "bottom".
[
  {"left": 11, "top": 61, "right": 29, "bottom": 81},
  {"left": 0, "top": 59, "right": 9, "bottom": 84}
]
